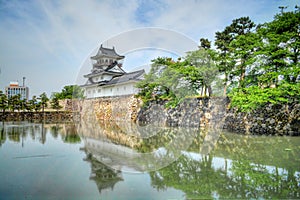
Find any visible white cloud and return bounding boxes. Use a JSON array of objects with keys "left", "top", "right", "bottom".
[{"left": 0, "top": 0, "right": 298, "bottom": 97}]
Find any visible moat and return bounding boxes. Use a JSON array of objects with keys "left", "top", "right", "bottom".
[{"left": 0, "top": 121, "right": 299, "bottom": 199}]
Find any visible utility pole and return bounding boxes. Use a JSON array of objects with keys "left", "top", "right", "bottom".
[{"left": 278, "top": 6, "right": 287, "bottom": 13}]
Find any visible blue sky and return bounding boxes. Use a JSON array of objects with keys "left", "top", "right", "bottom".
[{"left": 0, "top": 0, "right": 298, "bottom": 97}]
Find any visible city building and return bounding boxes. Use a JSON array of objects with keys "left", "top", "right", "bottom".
[
  {"left": 5, "top": 77, "right": 29, "bottom": 100},
  {"left": 81, "top": 45, "right": 145, "bottom": 99}
]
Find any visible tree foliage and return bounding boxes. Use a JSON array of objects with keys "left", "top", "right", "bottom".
[
  {"left": 0, "top": 90, "right": 8, "bottom": 113},
  {"left": 137, "top": 9, "right": 299, "bottom": 111},
  {"left": 214, "top": 10, "right": 299, "bottom": 111},
  {"left": 39, "top": 92, "right": 49, "bottom": 113},
  {"left": 136, "top": 47, "right": 220, "bottom": 107},
  {"left": 52, "top": 85, "right": 84, "bottom": 99},
  {"left": 50, "top": 96, "right": 62, "bottom": 111},
  {"left": 136, "top": 57, "right": 188, "bottom": 107}
]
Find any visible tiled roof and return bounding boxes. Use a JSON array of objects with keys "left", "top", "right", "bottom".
[
  {"left": 84, "top": 70, "right": 123, "bottom": 78},
  {"left": 82, "top": 69, "right": 145, "bottom": 87},
  {"left": 91, "top": 45, "right": 125, "bottom": 59},
  {"left": 106, "top": 69, "right": 145, "bottom": 85},
  {"left": 84, "top": 61, "right": 125, "bottom": 78}
]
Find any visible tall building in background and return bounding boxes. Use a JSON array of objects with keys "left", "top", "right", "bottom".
[{"left": 5, "top": 77, "right": 29, "bottom": 100}]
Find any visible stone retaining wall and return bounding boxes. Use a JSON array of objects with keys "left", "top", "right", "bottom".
[
  {"left": 136, "top": 97, "right": 300, "bottom": 136},
  {"left": 0, "top": 111, "right": 75, "bottom": 122},
  {"left": 4, "top": 96, "right": 297, "bottom": 135},
  {"left": 225, "top": 103, "right": 300, "bottom": 135},
  {"left": 79, "top": 95, "right": 141, "bottom": 123},
  {"left": 136, "top": 97, "right": 228, "bottom": 129},
  {"left": 78, "top": 96, "right": 299, "bottom": 136}
]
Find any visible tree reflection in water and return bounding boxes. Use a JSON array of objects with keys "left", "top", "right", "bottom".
[
  {"left": 147, "top": 131, "right": 300, "bottom": 199},
  {"left": 1, "top": 121, "right": 299, "bottom": 199},
  {"left": 79, "top": 120, "right": 300, "bottom": 199},
  {"left": 0, "top": 122, "right": 6, "bottom": 146},
  {"left": 0, "top": 121, "right": 81, "bottom": 146}
]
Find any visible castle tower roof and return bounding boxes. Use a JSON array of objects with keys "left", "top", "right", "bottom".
[{"left": 91, "top": 45, "right": 125, "bottom": 60}]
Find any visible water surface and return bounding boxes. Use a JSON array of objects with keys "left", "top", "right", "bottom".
[{"left": 0, "top": 121, "right": 299, "bottom": 199}]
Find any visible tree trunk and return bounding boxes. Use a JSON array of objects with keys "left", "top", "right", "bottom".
[
  {"left": 223, "top": 74, "right": 228, "bottom": 96},
  {"left": 207, "top": 85, "right": 212, "bottom": 97},
  {"left": 239, "top": 66, "right": 246, "bottom": 88},
  {"left": 201, "top": 85, "right": 206, "bottom": 97}
]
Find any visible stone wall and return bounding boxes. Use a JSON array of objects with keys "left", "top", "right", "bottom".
[
  {"left": 136, "top": 97, "right": 300, "bottom": 136},
  {"left": 77, "top": 96, "right": 299, "bottom": 135},
  {"left": 79, "top": 95, "right": 141, "bottom": 123},
  {"left": 0, "top": 111, "right": 74, "bottom": 122},
  {"left": 225, "top": 103, "right": 300, "bottom": 136},
  {"left": 7, "top": 96, "right": 295, "bottom": 136},
  {"left": 136, "top": 97, "right": 228, "bottom": 129},
  {"left": 0, "top": 99, "right": 79, "bottom": 122}
]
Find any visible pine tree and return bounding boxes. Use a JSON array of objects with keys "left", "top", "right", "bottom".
[
  {"left": 39, "top": 92, "right": 49, "bottom": 113},
  {"left": 51, "top": 96, "right": 62, "bottom": 111}
]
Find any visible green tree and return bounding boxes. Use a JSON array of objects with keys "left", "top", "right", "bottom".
[
  {"left": 24, "top": 99, "right": 33, "bottom": 112},
  {"left": 20, "top": 98, "right": 27, "bottom": 112},
  {"left": 199, "top": 38, "right": 211, "bottom": 49},
  {"left": 39, "top": 92, "right": 49, "bottom": 113},
  {"left": 255, "top": 10, "right": 300, "bottom": 87},
  {"left": 53, "top": 85, "right": 85, "bottom": 99},
  {"left": 136, "top": 47, "right": 220, "bottom": 107},
  {"left": 50, "top": 96, "right": 62, "bottom": 111},
  {"left": 185, "top": 48, "right": 219, "bottom": 96},
  {"left": 215, "top": 17, "right": 256, "bottom": 91},
  {"left": 228, "top": 17, "right": 256, "bottom": 88},
  {"left": 215, "top": 27, "right": 233, "bottom": 95},
  {"left": 29, "top": 96, "right": 39, "bottom": 112},
  {"left": 35, "top": 102, "right": 42, "bottom": 112},
  {"left": 136, "top": 57, "right": 192, "bottom": 107},
  {"left": 0, "top": 90, "right": 8, "bottom": 114},
  {"left": 227, "top": 10, "right": 300, "bottom": 111},
  {"left": 8, "top": 94, "right": 21, "bottom": 112}
]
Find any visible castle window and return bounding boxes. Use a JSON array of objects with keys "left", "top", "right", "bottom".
[{"left": 98, "top": 89, "right": 101, "bottom": 93}]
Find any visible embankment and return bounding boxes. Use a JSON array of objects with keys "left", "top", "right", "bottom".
[
  {"left": 136, "top": 97, "right": 300, "bottom": 136},
  {"left": 3, "top": 96, "right": 298, "bottom": 135},
  {"left": 0, "top": 111, "right": 74, "bottom": 122},
  {"left": 78, "top": 95, "right": 299, "bottom": 136}
]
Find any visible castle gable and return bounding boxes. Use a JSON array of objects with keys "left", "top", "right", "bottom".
[{"left": 81, "top": 44, "right": 145, "bottom": 98}]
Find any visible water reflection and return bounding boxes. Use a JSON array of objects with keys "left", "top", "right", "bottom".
[
  {"left": 78, "top": 120, "right": 201, "bottom": 172},
  {"left": 0, "top": 121, "right": 81, "bottom": 146},
  {"left": 83, "top": 150, "right": 123, "bottom": 194},
  {"left": 150, "top": 153, "right": 300, "bottom": 199},
  {"left": 78, "top": 121, "right": 300, "bottom": 199},
  {"left": 0, "top": 121, "right": 299, "bottom": 199},
  {"left": 0, "top": 121, "right": 98, "bottom": 199}
]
